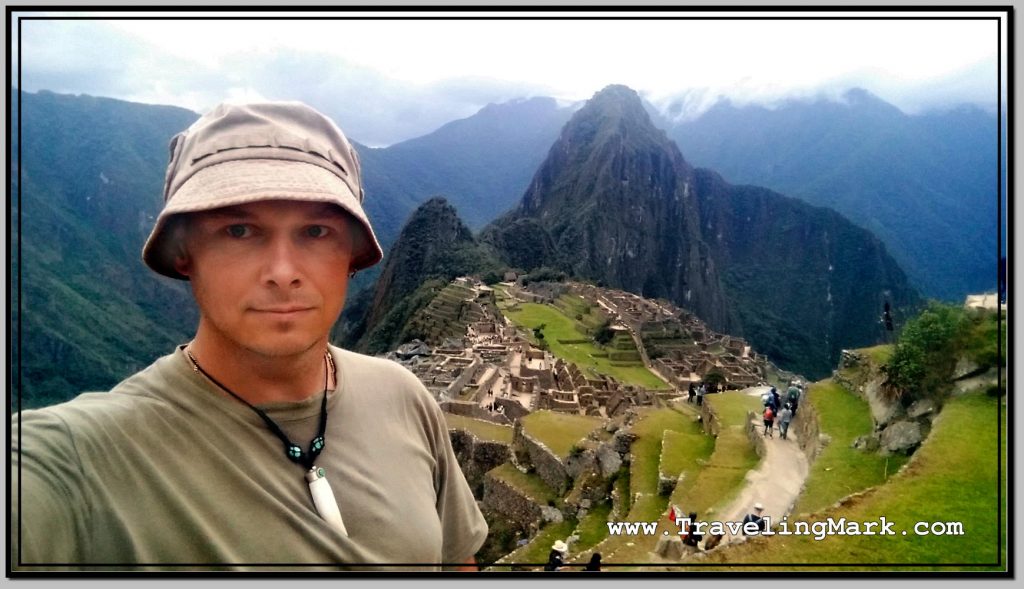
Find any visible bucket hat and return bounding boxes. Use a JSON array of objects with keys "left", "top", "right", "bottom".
[
  {"left": 142, "top": 101, "right": 383, "bottom": 279},
  {"left": 552, "top": 540, "right": 569, "bottom": 553}
]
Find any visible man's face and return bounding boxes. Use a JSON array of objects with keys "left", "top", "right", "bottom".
[{"left": 174, "top": 200, "right": 354, "bottom": 359}]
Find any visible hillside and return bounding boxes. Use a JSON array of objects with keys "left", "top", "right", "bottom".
[
  {"left": 13, "top": 90, "right": 200, "bottom": 408},
  {"left": 483, "top": 84, "right": 920, "bottom": 379},
  {"left": 670, "top": 89, "right": 1000, "bottom": 301}
]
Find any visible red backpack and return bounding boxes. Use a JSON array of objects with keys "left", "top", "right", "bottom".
[{"left": 764, "top": 407, "right": 774, "bottom": 420}]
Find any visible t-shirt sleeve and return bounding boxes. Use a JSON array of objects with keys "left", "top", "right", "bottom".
[
  {"left": 425, "top": 400, "right": 488, "bottom": 564},
  {"left": 11, "top": 408, "right": 90, "bottom": 566}
]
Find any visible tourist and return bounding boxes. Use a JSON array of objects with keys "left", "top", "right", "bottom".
[
  {"left": 763, "top": 405, "right": 775, "bottom": 437},
  {"left": 787, "top": 383, "right": 802, "bottom": 416},
  {"left": 682, "top": 512, "right": 703, "bottom": 547},
  {"left": 742, "top": 503, "right": 766, "bottom": 535},
  {"left": 545, "top": 540, "right": 569, "bottom": 571},
  {"left": 11, "top": 101, "right": 487, "bottom": 569},
  {"left": 687, "top": 382, "right": 696, "bottom": 404},
  {"left": 697, "top": 383, "right": 706, "bottom": 406},
  {"left": 584, "top": 552, "right": 602, "bottom": 571},
  {"left": 778, "top": 403, "right": 794, "bottom": 440}
]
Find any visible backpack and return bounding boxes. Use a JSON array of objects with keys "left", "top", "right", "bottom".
[{"left": 764, "top": 407, "right": 774, "bottom": 420}]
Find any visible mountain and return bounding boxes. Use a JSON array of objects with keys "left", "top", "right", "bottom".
[
  {"left": 484, "top": 85, "right": 920, "bottom": 378},
  {"left": 13, "top": 90, "right": 201, "bottom": 408},
  {"left": 357, "top": 96, "right": 575, "bottom": 240},
  {"left": 668, "top": 89, "right": 999, "bottom": 301},
  {"left": 345, "top": 197, "right": 501, "bottom": 353},
  {"left": 482, "top": 84, "right": 735, "bottom": 332}
]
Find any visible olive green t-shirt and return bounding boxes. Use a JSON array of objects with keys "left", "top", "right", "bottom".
[{"left": 11, "top": 346, "right": 487, "bottom": 571}]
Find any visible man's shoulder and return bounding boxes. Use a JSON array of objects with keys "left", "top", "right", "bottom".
[
  {"left": 15, "top": 352, "right": 185, "bottom": 435},
  {"left": 330, "top": 346, "right": 430, "bottom": 397},
  {"left": 331, "top": 346, "right": 417, "bottom": 379}
]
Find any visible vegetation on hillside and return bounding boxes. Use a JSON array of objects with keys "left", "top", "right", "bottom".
[
  {"left": 883, "top": 302, "right": 1005, "bottom": 402},
  {"left": 696, "top": 392, "right": 1006, "bottom": 569},
  {"left": 793, "top": 380, "right": 907, "bottom": 516}
]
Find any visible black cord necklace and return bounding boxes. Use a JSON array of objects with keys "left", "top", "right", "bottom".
[
  {"left": 185, "top": 347, "right": 331, "bottom": 470},
  {"left": 185, "top": 346, "right": 348, "bottom": 535}
]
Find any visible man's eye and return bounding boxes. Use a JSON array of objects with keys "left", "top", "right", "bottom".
[
  {"left": 306, "top": 225, "right": 330, "bottom": 238},
  {"left": 226, "top": 225, "right": 251, "bottom": 238}
]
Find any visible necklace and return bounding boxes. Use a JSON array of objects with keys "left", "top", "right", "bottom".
[{"left": 185, "top": 346, "right": 348, "bottom": 535}]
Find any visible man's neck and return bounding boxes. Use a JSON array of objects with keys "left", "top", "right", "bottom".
[{"left": 187, "top": 334, "right": 334, "bottom": 405}]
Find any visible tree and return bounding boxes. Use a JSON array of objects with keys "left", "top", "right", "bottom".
[
  {"left": 593, "top": 320, "right": 615, "bottom": 346},
  {"left": 882, "top": 302, "right": 968, "bottom": 402}
]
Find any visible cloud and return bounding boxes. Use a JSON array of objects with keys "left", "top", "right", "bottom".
[{"left": 14, "top": 16, "right": 1002, "bottom": 144}]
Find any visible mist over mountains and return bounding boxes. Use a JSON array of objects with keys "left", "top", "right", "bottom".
[{"left": 11, "top": 84, "right": 995, "bottom": 404}]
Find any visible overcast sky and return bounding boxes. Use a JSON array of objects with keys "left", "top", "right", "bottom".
[{"left": 13, "top": 9, "right": 1005, "bottom": 146}]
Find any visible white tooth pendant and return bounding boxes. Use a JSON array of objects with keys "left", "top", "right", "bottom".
[{"left": 306, "top": 466, "right": 348, "bottom": 536}]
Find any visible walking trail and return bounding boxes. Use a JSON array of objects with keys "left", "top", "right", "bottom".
[{"left": 712, "top": 386, "right": 810, "bottom": 546}]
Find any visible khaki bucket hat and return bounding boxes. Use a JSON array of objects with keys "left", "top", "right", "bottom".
[{"left": 142, "top": 101, "right": 384, "bottom": 279}]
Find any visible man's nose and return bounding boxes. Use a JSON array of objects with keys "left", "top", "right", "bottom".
[{"left": 261, "top": 236, "right": 303, "bottom": 288}]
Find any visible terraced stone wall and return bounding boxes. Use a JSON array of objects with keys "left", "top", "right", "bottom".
[
  {"left": 450, "top": 429, "right": 512, "bottom": 497},
  {"left": 482, "top": 472, "right": 544, "bottom": 531},
  {"left": 513, "top": 421, "right": 570, "bottom": 494}
]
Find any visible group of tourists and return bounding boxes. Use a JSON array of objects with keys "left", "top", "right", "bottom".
[
  {"left": 762, "top": 382, "right": 803, "bottom": 439},
  {"left": 687, "top": 381, "right": 721, "bottom": 406}
]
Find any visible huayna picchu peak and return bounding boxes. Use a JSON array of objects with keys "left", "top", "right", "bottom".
[{"left": 483, "top": 84, "right": 920, "bottom": 378}]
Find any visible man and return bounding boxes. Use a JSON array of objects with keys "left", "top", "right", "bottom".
[
  {"left": 12, "top": 102, "right": 487, "bottom": 570},
  {"left": 787, "top": 382, "right": 802, "bottom": 416},
  {"left": 778, "top": 403, "right": 794, "bottom": 440}
]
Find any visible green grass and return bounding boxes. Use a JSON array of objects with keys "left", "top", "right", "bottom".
[
  {"left": 862, "top": 344, "right": 894, "bottom": 366},
  {"left": 660, "top": 429, "right": 714, "bottom": 479},
  {"left": 587, "top": 408, "right": 713, "bottom": 563},
  {"left": 628, "top": 408, "right": 702, "bottom": 500},
  {"left": 571, "top": 501, "right": 614, "bottom": 554},
  {"left": 706, "top": 390, "right": 763, "bottom": 425},
  {"left": 792, "top": 380, "right": 907, "bottom": 516},
  {"left": 698, "top": 393, "right": 1007, "bottom": 570},
  {"left": 488, "top": 463, "right": 558, "bottom": 505},
  {"left": 492, "top": 518, "right": 578, "bottom": 570},
  {"left": 670, "top": 392, "right": 761, "bottom": 516},
  {"left": 521, "top": 410, "right": 604, "bottom": 459},
  {"left": 503, "top": 302, "right": 669, "bottom": 390},
  {"left": 613, "top": 468, "right": 631, "bottom": 515},
  {"left": 443, "top": 413, "right": 514, "bottom": 444}
]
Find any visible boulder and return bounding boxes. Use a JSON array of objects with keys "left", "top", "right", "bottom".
[
  {"left": 540, "top": 505, "right": 564, "bottom": 524},
  {"left": 613, "top": 430, "right": 638, "bottom": 454},
  {"left": 839, "top": 349, "right": 863, "bottom": 369},
  {"left": 907, "top": 398, "right": 938, "bottom": 420},
  {"left": 851, "top": 435, "right": 880, "bottom": 452},
  {"left": 654, "top": 534, "right": 685, "bottom": 559},
  {"left": 953, "top": 355, "right": 983, "bottom": 380},
  {"left": 863, "top": 378, "right": 902, "bottom": 428},
  {"left": 880, "top": 421, "right": 923, "bottom": 455},
  {"left": 597, "top": 444, "right": 623, "bottom": 478}
]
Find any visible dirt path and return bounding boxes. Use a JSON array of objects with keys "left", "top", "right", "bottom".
[{"left": 712, "top": 386, "right": 810, "bottom": 546}]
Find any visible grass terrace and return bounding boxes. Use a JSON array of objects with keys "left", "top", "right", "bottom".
[
  {"left": 502, "top": 301, "right": 669, "bottom": 390},
  {"left": 571, "top": 501, "right": 614, "bottom": 555},
  {"left": 586, "top": 407, "right": 714, "bottom": 563},
  {"left": 792, "top": 380, "right": 907, "bottom": 516},
  {"left": 695, "top": 392, "right": 1006, "bottom": 569},
  {"left": 443, "top": 413, "right": 514, "bottom": 444},
  {"left": 487, "top": 462, "right": 558, "bottom": 506},
  {"left": 492, "top": 518, "right": 578, "bottom": 570},
  {"left": 670, "top": 391, "right": 761, "bottom": 516},
  {"left": 520, "top": 410, "right": 604, "bottom": 459}
]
